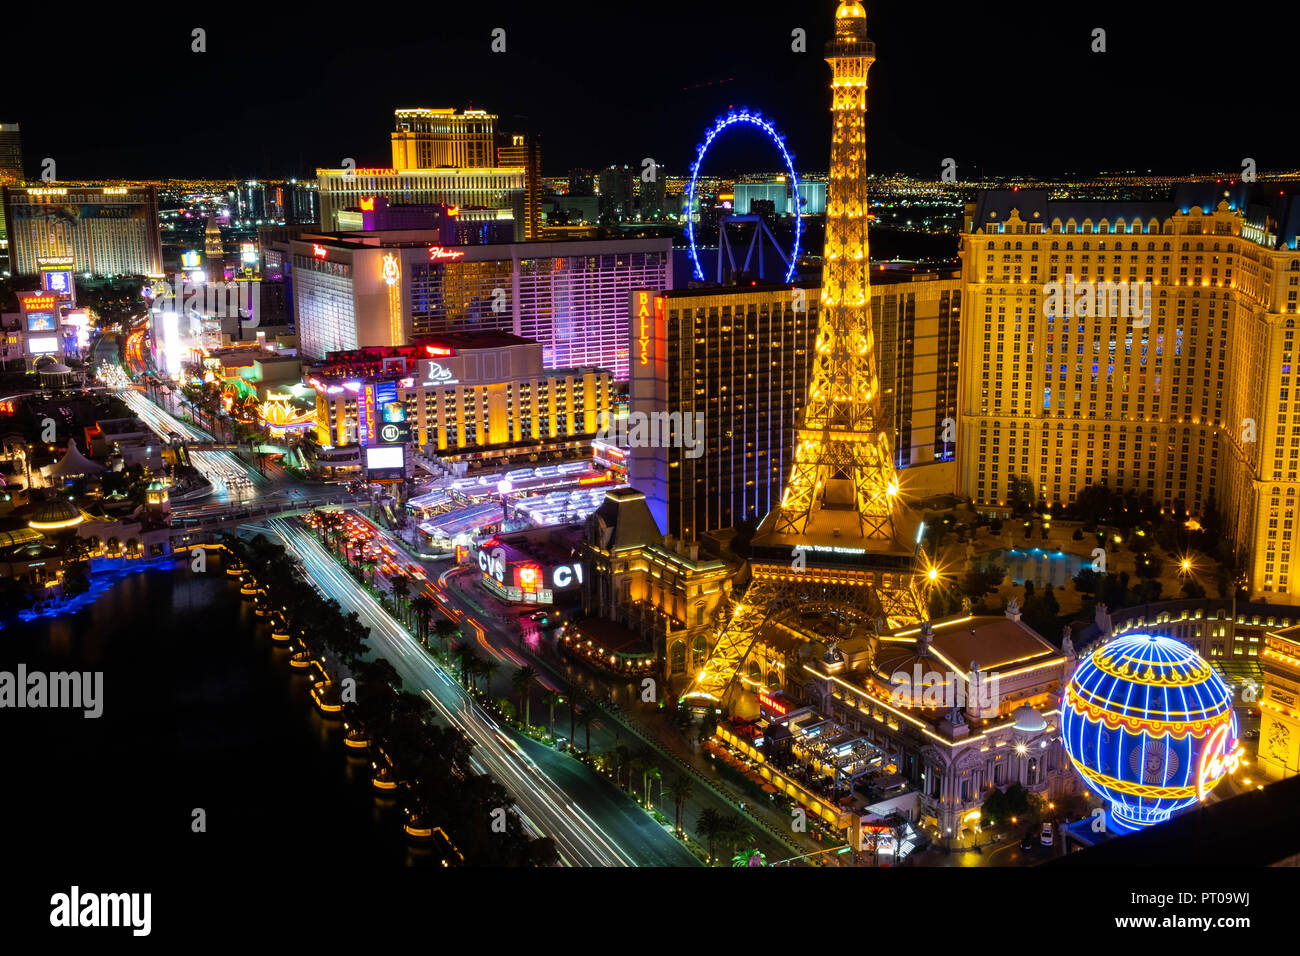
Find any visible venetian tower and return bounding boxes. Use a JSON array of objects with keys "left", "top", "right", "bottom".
[{"left": 683, "top": 2, "right": 932, "bottom": 710}]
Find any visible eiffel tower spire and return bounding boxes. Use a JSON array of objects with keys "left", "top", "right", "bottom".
[
  {"left": 683, "top": 2, "right": 931, "bottom": 709},
  {"left": 774, "top": 0, "right": 897, "bottom": 541}
]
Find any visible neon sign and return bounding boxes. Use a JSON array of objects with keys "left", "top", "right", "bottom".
[
  {"left": 637, "top": 291, "right": 651, "bottom": 366},
  {"left": 312, "top": 244, "right": 327, "bottom": 259},
  {"left": 20, "top": 293, "right": 58, "bottom": 310},
  {"left": 359, "top": 197, "right": 375, "bottom": 211},
  {"left": 1196, "top": 722, "right": 1244, "bottom": 801},
  {"left": 428, "top": 246, "right": 466, "bottom": 262},
  {"left": 381, "top": 253, "right": 400, "bottom": 286},
  {"left": 758, "top": 690, "right": 788, "bottom": 716},
  {"left": 425, "top": 345, "right": 454, "bottom": 357}
]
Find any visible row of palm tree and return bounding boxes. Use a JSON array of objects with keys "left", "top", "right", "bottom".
[{"left": 225, "top": 532, "right": 558, "bottom": 866}]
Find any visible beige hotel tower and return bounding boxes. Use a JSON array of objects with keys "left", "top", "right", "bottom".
[{"left": 957, "top": 185, "right": 1300, "bottom": 602}]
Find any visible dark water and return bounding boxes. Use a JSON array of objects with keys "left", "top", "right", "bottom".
[{"left": 0, "top": 550, "right": 425, "bottom": 879}]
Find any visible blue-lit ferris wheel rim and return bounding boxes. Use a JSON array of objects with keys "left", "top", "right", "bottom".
[{"left": 686, "top": 109, "right": 802, "bottom": 283}]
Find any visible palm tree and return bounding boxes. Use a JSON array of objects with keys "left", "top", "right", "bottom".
[
  {"left": 455, "top": 645, "right": 476, "bottom": 689},
  {"left": 390, "top": 574, "right": 410, "bottom": 622},
  {"left": 541, "top": 689, "right": 561, "bottom": 740},
  {"left": 478, "top": 657, "right": 500, "bottom": 696},
  {"left": 666, "top": 777, "right": 694, "bottom": 835},
  {"left": 511, "top": 666, "right": 538, "bottom": 729},
  {"left": 433, "top": 619, "right": 459, "bottom": 657},
  {"left": 574, "top": 707, "right": 593, "bottom": 755},
  {"left": 643, "top": 765, "right": 662, "bottom": 810},
  {"left": 410, "top": 595, "right": 435, "bottom": 647},
  {"left": 696, "top": 808, "right": 723, "bottom": 863}
]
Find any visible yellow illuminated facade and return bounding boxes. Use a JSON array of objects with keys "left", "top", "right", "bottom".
[
  {"left": 958, "top": 190, "right": 1300, "bottom": 602},
  {"left": 313, "top": 370, "right": 614, "bottom": 462},
  {"left": 391, "top": 108, "right": 497, "bottom": 170}
]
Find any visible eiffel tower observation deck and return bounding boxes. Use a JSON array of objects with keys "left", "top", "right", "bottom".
[{"left": 683, "top": 2, "right": 933, "bottom": 712}]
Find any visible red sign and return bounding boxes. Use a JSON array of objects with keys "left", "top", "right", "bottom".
[
  {"left": 312, "top": 244, "right": 327, "bottom": 259},
  {"left": 425, "top": 345, "right": 454, "bottom": 357},
  {"left": 758, "top": 690, "right": 788, "bottom": 716},
  {"left": 19, "top": 293, "right": 58, "bottom": 310},
  {"left": 428, "top": 246, "right": 466, "bottom": 262}
]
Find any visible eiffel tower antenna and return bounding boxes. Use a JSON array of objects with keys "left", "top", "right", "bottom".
[{"left": 683, "top": 1, "right": 933, "bottom": 710}]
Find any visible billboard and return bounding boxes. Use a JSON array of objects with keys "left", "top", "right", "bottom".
[
  {"left": 26, "top": 336, "right": 59, "bottom": 354},
  {"left": 26, "top": 313, "right": 56, "bottom": 331},
  {"left": 364, "top": 444, "right": 405, "bottom": 482},
  {"left": 375, "top": 381, "right": 409, "bottom": 443}
]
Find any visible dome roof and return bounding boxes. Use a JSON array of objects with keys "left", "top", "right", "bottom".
[
  {"left": 28, "top": 497, "right": 84, "bottom": 530},
  {"left": 1012, "top": 704, "right": 1047, "bottom": 732},
  {"left": 40, "top": 362, "right": 72, "bottom": 374}
]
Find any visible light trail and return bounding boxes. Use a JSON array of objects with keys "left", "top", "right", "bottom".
[{"left": 263, "top": 517, "right": 639, "bottom": 867}]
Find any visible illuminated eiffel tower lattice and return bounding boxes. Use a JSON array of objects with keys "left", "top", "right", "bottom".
[{"left": 683, "top": 1, "right": 933, "bottom": 709}]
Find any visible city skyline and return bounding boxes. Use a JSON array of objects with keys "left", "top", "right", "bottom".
[{"left": 1, "top": 3, "right": 1298, "bottom": 928}]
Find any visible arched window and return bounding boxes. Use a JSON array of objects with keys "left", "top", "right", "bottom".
[
  {"left": 767, "top": 670, "right": 781, "bottom": 689},
  {"left": 747, "top": 661, "right": 762, "bottom": 684},
  {"left": 691, "top": 634, "right": 707, "bottom": 666},
  {"left": 1051, "top": 241, "right": 1059, "bottom": 250},
  {"left": 694, "top": 603, "right": 705, "bottom": 626},
  {"left": 669, "top": 641, "right": 686, "bottom": 674}
]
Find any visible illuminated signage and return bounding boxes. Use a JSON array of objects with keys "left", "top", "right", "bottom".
[
  {"left": 1196, "top": 722, "right": 1244, "bottom": 801},
  {"left": 422, "top": 361, "right": 458, "bottom": 385},
  {"left": 758, "top": 690, "right": 789, "bottom": 716},
  {"left": 359, "top": 197, "right": 375, "bottom": 211},
  {"left": 26, "top": 313, "right": 56, "bottom": 332},
  {"left": 427, "top": 246, "right": 466, "bottom": 262},
  {"left": 181, "top": 250, "right": 201, "bottom": 269},
  {"left": 312, "top": 244, "right": 327, "bottom": 259},
  {"left": 551, "top": 563, "right": 584, "bottom": 589},
  {"left": 26, "top": 336, "right": 59, "bottom": 354},
  {"left": 637, "top": 291, "right": 651, "bottom": 366},
  {"left": 577, "top": 475, "right": 609, "bottom": 485},
  {"left": 445, "top": 205, "right": 460, "bottom": 216},
  {"left": 20, "top": 293, "right": 58, "bottom": 311},
  {"left": 478, "top": 547, "right": 506, "bottom": 584},
  {"left": 42, "top": 271, "right": 72, "bottom": 294},
  {"left": 382, "top": 253, "right": 400, "bottom": 286},
  {"left": 517, "top": 565, "right": 539, "bottom": 592},
  {"left": 425, "top": 345, "right": 454, "bottom": 357},
  {"left": 358, "top": 384, "right": 376, "bottom": 446}
]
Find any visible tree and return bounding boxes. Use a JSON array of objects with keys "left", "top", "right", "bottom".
[
  {"left": 666, "top": 776, "right": 694, "bottom": 835},
  {"left": 1007, "top": 476, "right": 1036, "bottom": 516},
  {"left": 574, "top": 707, "right": 593, "bottom": 755},
  {"left": 410, "top": 595, "right": 436, "bottom": 647},
  {"left": 696, "top": 808, "right": 723, "bottom": 862},
  {"left": 541, "top": 689, "right": 562, "bottom": 739},
  {"left": 511, "top": 666, "right": 537, "bottom": 728}
]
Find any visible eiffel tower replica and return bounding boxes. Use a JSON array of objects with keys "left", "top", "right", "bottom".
[{"left": 684, "top": 1, "right": 932, "bottom": 710}]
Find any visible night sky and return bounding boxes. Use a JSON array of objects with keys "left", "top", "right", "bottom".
[{"left": 7, "top": 1, "right": 1300, "bottom": 182}]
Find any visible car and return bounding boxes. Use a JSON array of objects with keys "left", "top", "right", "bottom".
[
  {"left": 1244, "top": 728, "right": 1260, "bottom": 740},
  {"left": 1040, "top": 822, "right": 1054, "bottom": 846},
  {"left": 1020, "top": 831, "right": 1036, "bottom": 851}
]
